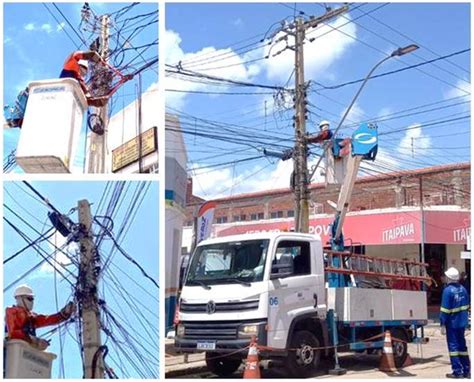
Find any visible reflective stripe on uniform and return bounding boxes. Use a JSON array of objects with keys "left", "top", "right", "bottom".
[
  {"left": 449, "top": 351, "right": 470, "bottom": 357},
  {"left": 440, "top": 305, "right": 470, "bottom": 314}
]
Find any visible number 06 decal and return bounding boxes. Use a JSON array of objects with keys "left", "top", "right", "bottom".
[{"left": 269, "top": 296, "right": 279, "bottom": 306}]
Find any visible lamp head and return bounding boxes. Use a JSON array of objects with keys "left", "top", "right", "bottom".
[{"left": 391, "top": 44, "right": 419, "bottom": 57}]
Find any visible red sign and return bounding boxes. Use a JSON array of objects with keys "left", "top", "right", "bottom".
[
  {"left": 215, "top": 209, "right": 470, "bottom": 246},
  {"left": 424, "top": 210, "right": 470, "bottom": 244}
]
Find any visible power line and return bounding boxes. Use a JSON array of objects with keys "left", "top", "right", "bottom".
[
  {"left": 311, "top": 48, "right": 471, "bottom": 91},
  {"left": 42, "top": 3, "right": 81, "bottom": 49},
  {"left": 52, "top": 3, "right": 87, "bottom": 47}
]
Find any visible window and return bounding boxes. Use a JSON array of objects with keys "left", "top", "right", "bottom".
[
  {"left": 240, "top": 214, "right": 246, "bottom": 221},
  {"left": 272, "top": 240, "right": 311, "bottom": 276},
  {"left": 185, "top": 220, "right": 193, "bottom": 227},
  {"left": 251, "top": 213, "right": 264, "bottom": 221},
  {"left": 216, "top": 216, "right": 228, "bottom": 224},
  {"left": 186, "top": 239, "right": 270, "bottom": 284},
  {"left": 287, "top": 210, "right": 295, "bottom": 218},
  {"left": 270, "top": 211, "right": 284, "bottom": 219}
]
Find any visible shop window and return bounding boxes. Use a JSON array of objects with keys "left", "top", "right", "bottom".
[{"left": 216, "top": 216, "right": 228, "bottom": 224}]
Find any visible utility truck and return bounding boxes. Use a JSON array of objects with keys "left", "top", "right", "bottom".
[{"left": 174, "top": 123, "right": 430, "bottom": 377}]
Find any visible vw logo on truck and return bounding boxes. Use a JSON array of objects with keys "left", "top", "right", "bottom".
[{"left": 206, "top": 301, "right": 216, "bottom": 314}]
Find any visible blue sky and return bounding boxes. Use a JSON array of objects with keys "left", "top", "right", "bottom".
[
  {"left": 3, "top": 181, "right": 159, "bottom": 378},
  {"left": 165, "top": 2, "right": 470, "bottom": 200},
  {"left": 4, "top": 2, "right": 158, "bottom": 172}
]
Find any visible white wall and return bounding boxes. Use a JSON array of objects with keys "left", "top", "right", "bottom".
[{"left": 104, "top": 84, "right": 159, "bottom": 173}]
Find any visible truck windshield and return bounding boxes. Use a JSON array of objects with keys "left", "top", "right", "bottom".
[{"left": 186, "top": 239, "right": 269, "bottom": 285}]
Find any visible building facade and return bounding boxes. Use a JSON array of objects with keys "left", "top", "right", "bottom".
[
  {"left": 165, "top": 114, "right": 188, "bottom": 332},
  {"left": 183, "top": 162, "right": 471, "bottom": 307},
  {"left": 104, "top": 84, "right": 159, "bottom": 173}
]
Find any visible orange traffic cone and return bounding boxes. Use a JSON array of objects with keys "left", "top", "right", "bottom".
[
  {"left": 402, "top": 353, "right": 414, "bottom": 367},
  {"left": 379, "top": 331, "right": 397, "bottom": 372},
  {"left": 243, "top": 336, "right": 261, "bottom": 379}
]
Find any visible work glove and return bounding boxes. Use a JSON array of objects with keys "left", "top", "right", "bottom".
[
  {"left": 441, "top": 326, "right": 446, "bottom": 335},
  {"left": 30, "top": 336, "right": 50, "bottom": 351},
  {"left": 92, "top": 51, "right": 102, "bottom": 63},
  {"left": 87, "top": 97, "right": 108, "bottom": 108},
  {"left": 60, "top": 301, "right": 76, "bottom": 319}
]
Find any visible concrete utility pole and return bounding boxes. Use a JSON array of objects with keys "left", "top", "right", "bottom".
[
  {"left": 290, "top": 6, "right": 348, "bottom": 232},
  {"left": 88, "top": 14, "right": 109, "bottom": 174},
  {"left": 78, "top": 199, "right": 104, "bottom": 378}
]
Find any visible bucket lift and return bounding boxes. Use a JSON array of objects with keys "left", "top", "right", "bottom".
[
  {"left": 5, "top": 339, "right": 57, "bottom": 378},
  {"left": 6, "top": 57, "right": 156, "bottom": 173},
  {"left": 326, "top": 123, "right": 377, "bottom": 287},
  {"left": 324, "top": 123, "right": 431, "bottom": 288}
]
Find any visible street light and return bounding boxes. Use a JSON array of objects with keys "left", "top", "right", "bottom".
[
  {"left": 391, "top": 44, "right": 419, "bottom": 57},
  {"left": 308, "top": 44, "right": 419, "bottom": 181}
]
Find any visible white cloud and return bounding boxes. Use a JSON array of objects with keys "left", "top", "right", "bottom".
[
  {"left": 38, "top": 232, "right": 78, "bottom": 275},
  {"left": 444, "top": 79, "right": 470, "bottom": 102},
  {"left": 165, "top": 29, "right": 260, "bottom": 109},
  {"left": 192, "top": 154, "right": 327, "bottom": 199},
  {"left": 24, "top": 23, "right": 35, "bottom": 31},
  {"left": 261, "top": 15, "right": 357, "bottom": 82},
  {"left": 397, "top": 123, "right": 432, "bottom": 157},
  {"left": 41, "top": 23, "right": 53, "bottom": 33},
  {"left": 4, "top": 36, "right": 12, "bottom": 45},
  {"left": 23, "top": 22, "right": 64, "bottom": 34}
]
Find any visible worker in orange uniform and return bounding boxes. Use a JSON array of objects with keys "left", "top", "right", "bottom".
[
  {"left": 59, "top": 50, "right": 108, "bottom": 107},
  {"left": 307, "top": 120, "right": 334, "bottom": 144},
  {"left": 5, "top": 285, "right": 75, "bottom": 350}
]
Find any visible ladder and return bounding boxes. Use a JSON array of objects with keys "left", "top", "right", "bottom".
[{"left": 324, "top": 250, "right": 431, "bottom": 282}]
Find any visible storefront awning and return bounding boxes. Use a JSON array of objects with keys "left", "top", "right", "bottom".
[{"left": 215, "top": 208, "right": 470, "bottom": 246}]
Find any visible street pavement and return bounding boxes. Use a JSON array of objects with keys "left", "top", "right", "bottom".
[{"left": 165, "top": 325, "right": 471, "bottom": 379}]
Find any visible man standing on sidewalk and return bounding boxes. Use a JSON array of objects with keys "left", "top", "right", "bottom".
[{"left": 440, "top": 267, "right": 470, "bottom": 378}]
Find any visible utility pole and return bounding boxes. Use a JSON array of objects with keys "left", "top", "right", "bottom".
[
  {"left": 78, "top": 199, "right": 104, "bottom": 378},
  {"left": 88, "top": 14, "right": 109, "bottom": 174},
  {"left": 288, "top": 6, "right": 348, "bottom": 232},
  {"left": 293, "top": 17, "right": 309, "bottom": 233},
  {"left": 419, "top": 177, "right": 426, "bottom": 265}
]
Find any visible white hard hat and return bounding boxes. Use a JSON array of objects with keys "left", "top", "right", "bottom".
[
  {"left": 445, "top": 267, "right": 460, "bottom": 281},
  {"left": 78, "top": 59, "right": 89, "bottom": 70},
  {"left": 319, "top": 120, "right": 330, "bottom": 130},
  {"left": 14, "top": 284, "right": 34, "bottom": 298}
]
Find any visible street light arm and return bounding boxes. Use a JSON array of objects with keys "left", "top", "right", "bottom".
[{"left": 308, "top": 55, "right": 392, "bottom": 182}]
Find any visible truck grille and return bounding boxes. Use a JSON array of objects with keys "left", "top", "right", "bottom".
[
  {"left": 182, "top": 320, "right": 241, "bottom": 340},
  {"left": 180, "top": 300, "right": 259, "bottom": 313}
]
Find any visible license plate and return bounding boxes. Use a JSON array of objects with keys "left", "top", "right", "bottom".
[{"left": 197, "top": 341, "right": 216, "bottom": 350}]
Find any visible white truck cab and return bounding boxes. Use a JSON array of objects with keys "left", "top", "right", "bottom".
[
  {"left": 175, "top": 231, "right": 428, "bottom": 377},
  {"left": 177, "top": 232, "right": 329, "bottom": 377}
]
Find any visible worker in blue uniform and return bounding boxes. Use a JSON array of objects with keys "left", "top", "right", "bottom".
[{"left": 440, "top": 267, "right": 470, "bottom": 378}]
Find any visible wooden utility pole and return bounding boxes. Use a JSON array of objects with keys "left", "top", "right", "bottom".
[
  {"left": 78, "top": 199, "right": 104, "bottom": 378},
  {"left": 290, "top": 6, "right": 348, "bottom": 232},
  {"left": 88, "top": 14, "right": 109, "bottom": 173}
]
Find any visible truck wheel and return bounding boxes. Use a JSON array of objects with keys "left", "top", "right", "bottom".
[
  {"left": 287, "top": 330, "right": 321, "bottom": 378},
  {"left": 390, "top": 328, "right": 408, "bottom": 368},
  {"left": 205, "top": 352, "right": 242, "bottom": 377}
]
